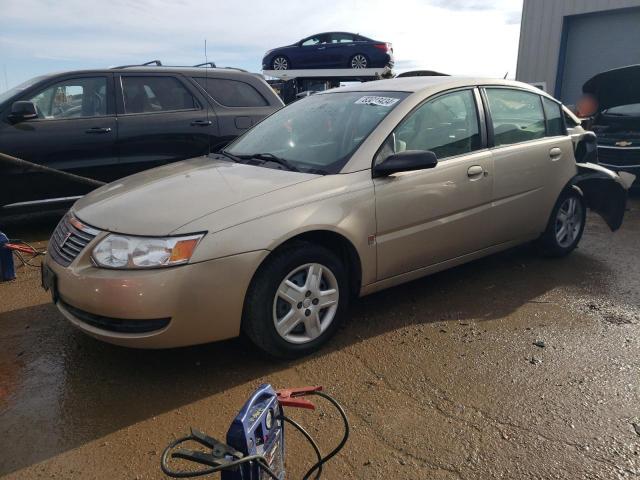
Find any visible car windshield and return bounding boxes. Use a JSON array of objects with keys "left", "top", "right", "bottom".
[
  {"left": 225, "top": 91, "right": 409, "bottom": 174},
  {"left": 604, "top": 103, "right": 640, "bottom": 116},
  {"left": 0, "top": 76, "right": 48, "bottom": 104}
]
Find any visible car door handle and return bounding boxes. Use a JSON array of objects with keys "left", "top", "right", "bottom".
[
  {"left": 190, "top": 120, "right": 213, "bottom": 127},
  {"left": 467, "top": 165, "right": 486, "bottom": 178},
  {"left": 549, "top": 147, "right": 562, "bottom": 160},
  {"left": 317, "top": 46, "right": 326, "bottom": 50},
  {"left": 85, "top": 127, "right": 112, "bottom": 134}
]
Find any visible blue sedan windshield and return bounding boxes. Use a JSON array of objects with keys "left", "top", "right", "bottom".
[{"left": 226, "top": 91, "right": 408, "bottom": 173}]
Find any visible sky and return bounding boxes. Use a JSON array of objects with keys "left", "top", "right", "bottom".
[{"left": 0, "top": 0, "right": 523, "bottom": 92}]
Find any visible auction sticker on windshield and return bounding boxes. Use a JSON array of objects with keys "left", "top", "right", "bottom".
[{"left": 355, "top": 96, "right": 400, "bottom": 107}]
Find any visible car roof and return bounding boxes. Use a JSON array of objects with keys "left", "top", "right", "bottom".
[
  {"left": 325, "top": 76, "right": 558, "bottom": 99},
  {"left": 34, "top": 66, "right": 258, "bottom": 79}
]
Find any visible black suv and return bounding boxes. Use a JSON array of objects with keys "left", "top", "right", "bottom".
[{"left": 0, "top": 61, "right": 283, "bottom": 211}]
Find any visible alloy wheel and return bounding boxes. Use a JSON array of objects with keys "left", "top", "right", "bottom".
[
  {"left": 350, "top": 54, "right": 367, "bottom": 69},
  {"left": 273, "top": 57, "right": 289, "bottom": 70},
  {"left": 555, "top": 196, "right": 583, "bottom": 248},
  {"left": 272, "top": 263, "right": 339, "bottom": 344}
]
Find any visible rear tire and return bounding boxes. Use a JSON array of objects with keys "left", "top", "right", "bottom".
[
  {"left": 242, "top": 243, "right": 348, "bottom": 358},
  {"left": 350, "top": 54, "right": 368, "bottom": 69},
  {"left": 537, "top": 188, "right": 586, "bottom": 257}
]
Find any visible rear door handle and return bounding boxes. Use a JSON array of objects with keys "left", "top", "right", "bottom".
[
  {"left": 191, "top": 120, "right": 213, "bottom": 127},
  {"left": 549, "top": 147, "right": 562, "bottom": 160},
  {"left": 85, "top": 127, "right": 112, "bottom": 134},
  {"left": 467, "top": 165, "right": 486, "bottom": 179},
  {"left": 317, "top": 46, "right": 326, "bottom": 50}
]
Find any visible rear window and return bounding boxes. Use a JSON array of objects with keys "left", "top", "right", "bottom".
[
  {"left": 122, "top": 76, "right": 198, "bottom": 114},
  {"left": 542, "top": 97, "right": 565, "bottom": 136},
  {"left": 194, "top": 77, "right": 268, "bottom": 107},
  {"left": 485, "top": 88, "right": 546, "bottom": 146}
]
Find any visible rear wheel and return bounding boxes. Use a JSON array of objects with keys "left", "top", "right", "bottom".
[
  {"left": 242, "top": 243, "right": 348, "bottom": 358},
  {"left": 272, "top": 56, "right": 289, "bottom": 70},
  {"left": 350, "top": 54, "right": 368, "bottom": 69},
  {"left": 537, "top": 188, "right": 586, "bottom": 257}
]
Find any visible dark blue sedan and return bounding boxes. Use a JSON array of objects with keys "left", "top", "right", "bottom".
[{"left": 262, "top": 32, "right": 394, "bottom": 70}]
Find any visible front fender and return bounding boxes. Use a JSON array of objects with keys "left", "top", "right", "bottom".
[{"left": 570, "top": 163, "right": 636, "bottom": 231}]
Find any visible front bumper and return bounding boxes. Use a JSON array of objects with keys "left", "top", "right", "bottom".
[{"left": 45, "top": 249, "right": 268, "bottom": 349}]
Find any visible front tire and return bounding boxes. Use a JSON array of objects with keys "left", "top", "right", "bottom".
[
  {"left": 537, "top": 188, "right": 586, "bottom": 257},
  {"left": 272, "top": 56, "right": 289, "bottom": 70},
  {"left": 242, "top": 243, "right": 348, "bottom": 358}
]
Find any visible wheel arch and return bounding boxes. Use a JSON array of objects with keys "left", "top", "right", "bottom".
[{"left": 254, "top": 229, "right": 363, "bottom": 299}]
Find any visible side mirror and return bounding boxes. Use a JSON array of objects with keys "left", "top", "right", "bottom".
[
  {"left": 9, "top": 101, "right": 38, "bottom": 122},
  {"left": 373, "top": 150, "right": 438, "bottom": 178}
]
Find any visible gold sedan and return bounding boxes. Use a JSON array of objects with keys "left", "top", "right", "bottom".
[{"left": 42, "top": 77, "right": 634, "bottom": 357}]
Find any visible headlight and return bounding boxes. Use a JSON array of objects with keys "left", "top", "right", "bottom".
[{"left": 92, "top": 233, "right": 204, "bottom": 269}]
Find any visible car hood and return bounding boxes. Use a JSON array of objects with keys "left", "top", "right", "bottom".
[
  {"left": 583, "top": 64, "right": 640, "bottom": 110},
  {"left": 72, "top": 156, "right": 317, "bottom": 236}
]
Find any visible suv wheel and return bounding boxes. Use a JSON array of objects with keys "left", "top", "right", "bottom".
[
  {"left": 242, "top": 243, "right": 348, "bottom": 358},
  {"left": 538, "top": 188, "right": 586, "bottom": 257},
  {"left": 272, "top": 56, "right": 289, "bottom": 70}
]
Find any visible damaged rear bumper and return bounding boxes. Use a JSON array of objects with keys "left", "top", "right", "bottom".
[{"left": 571, "top": 163, "right": 635, "bottom": 231}]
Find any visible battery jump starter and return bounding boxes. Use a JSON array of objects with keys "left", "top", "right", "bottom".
[{"left": 161, "top": 384, "right": 349, "bottom": 479}]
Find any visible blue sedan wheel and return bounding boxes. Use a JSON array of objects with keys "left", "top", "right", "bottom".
[
  {"left": 350, "top": 54, "right": 368, "bottom": 69},
  {"left": 273, "top": 56, "right": 289, "bottom": 70}
]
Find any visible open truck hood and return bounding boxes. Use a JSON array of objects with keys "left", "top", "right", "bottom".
[
  {"left": 583, "top": 64, "right": 640, "bottom": 111},
  {"left": 72, "top": 156, "right": 316, "bottom": 236}
]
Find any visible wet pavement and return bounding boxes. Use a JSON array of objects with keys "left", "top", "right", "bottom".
[{"left": 1, "top": 199, "right": 639, "bottom": 479}]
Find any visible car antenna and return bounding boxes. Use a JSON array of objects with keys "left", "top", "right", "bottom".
[{"left": 503, "top": 71, "right": 509, "bottom": 79}]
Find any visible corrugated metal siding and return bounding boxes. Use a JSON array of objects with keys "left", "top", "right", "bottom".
[{"left": 516, "top": 0, "right": 640, "bottom": 98}]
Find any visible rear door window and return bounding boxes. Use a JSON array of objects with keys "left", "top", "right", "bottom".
[
  {"left": 542, "top": 97, "right": 565, "bottom": 137},
  {"left": 121, "top": 76, "right": 199, "bottom": 114},
  {"left": 485, "top": 88, "right": 546, "bottom": 146},
  {"left": 193, "top": 77, "right": 268, "bottom": 107},
  {"left": 28, "top": 77, "right": 108, "bottom": 119},
  {"left": 330, "top": 33, "right": 355, "bottom": 43}
]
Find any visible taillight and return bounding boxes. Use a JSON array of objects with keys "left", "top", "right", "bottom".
[{"left": 374, "top": 43, "right": 393, "bottom": 53}]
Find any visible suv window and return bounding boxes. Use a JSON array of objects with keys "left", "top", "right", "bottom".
[
  {"left": 542, "top": 97, "right": 565, "bottom": 136},
  {"left": 485, "top": 88, "right": 546, "bottom": 146},
  {"left": 28, "top": 77, "right": 107, "bottom": 119},
  {"left": 121, "top": 76, "right": 198, "bottom": 114},
  {"left": 377, "top": 89, "right": 481, "bottom": 163},
  {"left": 194, "top": 77, "right": 267, "bottom": 107}
]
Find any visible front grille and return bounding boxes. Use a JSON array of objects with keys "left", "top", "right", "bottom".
[
  {"left": 598, "top": 146, "right": 640, "bottom": 168},
  {"left": 60, "top": 300, "right": 171, "bottom": 334},
  {"left": 49, "top": 214, "right": 100, "bottom": 267}
]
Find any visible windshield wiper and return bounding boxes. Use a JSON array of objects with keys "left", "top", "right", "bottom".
[
  {"left": 238, "top": 153, "right": 300, "bottom": 172},
  {"left": 217, "top": 150, "right": 244, "bottom": 163}
]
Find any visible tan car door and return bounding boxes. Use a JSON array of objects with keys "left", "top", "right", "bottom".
[
  {"left": 373, "top": 88, "right": 495, "bottom": 280},
  {"left": 482, "top": 88, "right": 576, "bottom": 243}
]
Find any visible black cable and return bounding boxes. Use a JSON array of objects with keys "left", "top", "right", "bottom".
[
  {"left": 160, "top": 435, "right": 280, "bottom": 479},
  {"left": 280, "top": 415, "right": 323, "bottom": 480},
  {"left": 302, "top": 391, "right": 350, "bottom": 480}
]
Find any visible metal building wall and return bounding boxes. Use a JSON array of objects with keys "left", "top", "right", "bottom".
[{"left": 516, "top": 0, "right": 640, "bottom": 98}]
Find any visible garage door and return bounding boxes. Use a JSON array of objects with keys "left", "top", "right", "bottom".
[{"left": 559, "top": 7, "right": 640, "bottom": 105}]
